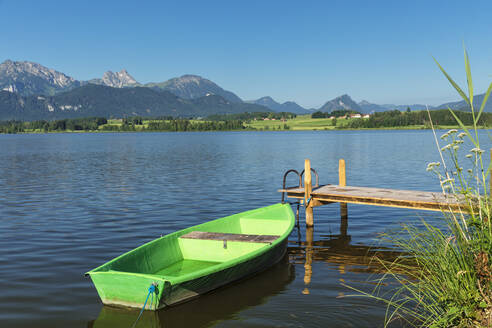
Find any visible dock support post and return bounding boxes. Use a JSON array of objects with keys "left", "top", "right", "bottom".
[
  {"left": 339, "top": 159, "right": 348, "bottom": 235},
  {"left": 305, "top": 159, "right": 314, "bottom": 227}
]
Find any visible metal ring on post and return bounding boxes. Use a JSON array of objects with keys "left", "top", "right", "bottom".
[{"left": 281, "top": 169, "right": 301, "bottom": 203}]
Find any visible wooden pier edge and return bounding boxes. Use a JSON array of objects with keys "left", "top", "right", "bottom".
[
  {"left": 304, "top": 158, "right": 348, "bottom": 226},
  {"left": 280, "top": 157, "right": 481, "bottom": 227}
]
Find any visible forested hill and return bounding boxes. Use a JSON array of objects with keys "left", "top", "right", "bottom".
[
  {"left": 0, "top": 84, "right": 270, "bottom": 121},
  {"left": 345, "top": 109, "right": 492, "bottom": 129}
]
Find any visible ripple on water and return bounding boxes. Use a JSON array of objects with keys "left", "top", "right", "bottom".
[{"left": 0, "top": 131, "right": 489, "bottom": 327}]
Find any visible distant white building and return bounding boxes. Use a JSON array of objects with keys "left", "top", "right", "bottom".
[
  {"left": 363, "top": 114, "right": 370, "bottom": 118},
  {"left": 350, "top": 114, "right": 362, "bottom": 118}
]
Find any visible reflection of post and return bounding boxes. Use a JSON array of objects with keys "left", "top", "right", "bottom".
[
  {"left": 339, "top": 159, "right": 348, "bottom": 236},
  {"left": 296, "top": 203, "right": 300, "bottom": 227},
  {"left": 340, "top": 208, "right": 348, "bottom": 237},
  {"left": 304, "top": 159, "right": 314, "bottom": 227},
  {"left": 303, "top": 226, "right": 314, "bottom": 295}
]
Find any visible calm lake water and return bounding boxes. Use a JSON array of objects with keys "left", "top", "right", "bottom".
[{"left": 0, "top": 130, "right": 490, "bottom": 328}]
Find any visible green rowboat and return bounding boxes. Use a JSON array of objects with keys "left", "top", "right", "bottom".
[
  {"left": 86, "top": 203, "right": 295, "bottom": 310},
  {"left": 90, "top": 259, "right": 294, "bottom": 327}
]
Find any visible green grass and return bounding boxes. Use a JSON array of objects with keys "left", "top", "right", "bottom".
[
  {"left": 246, "top": 115, "right": 346, "bottom": 130},
  {"left": 99, "top": 119, "right": 212, "bottom": 131},
  {"left": 100, "top": 118, "right": 480, "bottom": 132},
  {"left": 245, "top": 114, "right": 476, "bottom": 131}
]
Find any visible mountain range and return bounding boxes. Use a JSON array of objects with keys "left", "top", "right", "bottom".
[
  {"left": 319, "top": 94, "right": 362, "bottom": 112},
  {"left": 358, "top": 100, "right": 429, "bottom": 113},
  {"left": 0, "top": 60, "right": 82, "bottom": 96},
  {"left": 438, "top": 93, "right": 492, "bottom": 113},
  {"left": 144, "top": 75, "right": 243, "bottom": 103},
  {"left": 0, "top": 60, "right": 245, "bottom": 104},
  {"left": 0, "top": 84, "right": 268, "bottom": 121},
  {"left": 0, "top": 59, "right": 490, "bottom": 121},
  {"left": 246, "top": 96, "right": 310, "bottom": 114},
  {"left": 89, "top": 69, "right": 139, "bottom": 88}
]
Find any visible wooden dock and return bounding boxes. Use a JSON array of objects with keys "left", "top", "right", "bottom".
[
  {"left": 279, "top": 158, "right": 468, "bottom": 227},
  {"left": 279, "top": 184, "right": 462, "bottom": 211}
]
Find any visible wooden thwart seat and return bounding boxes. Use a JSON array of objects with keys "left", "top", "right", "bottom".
[{"left": 180, "top": 231, "right": 279, "bottom": 244}]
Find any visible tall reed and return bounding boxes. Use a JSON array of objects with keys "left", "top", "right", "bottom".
[{"left": 352, "top": 49, "right": 491, "bottom": 328}]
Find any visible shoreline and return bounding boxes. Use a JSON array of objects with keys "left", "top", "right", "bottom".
[{"left": 0, "top": 125, "right": 485, "bottom": 135}]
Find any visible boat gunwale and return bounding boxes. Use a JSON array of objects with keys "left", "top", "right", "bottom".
[{"left": 86, "top": 203, "right": 295, "bottom": 285}]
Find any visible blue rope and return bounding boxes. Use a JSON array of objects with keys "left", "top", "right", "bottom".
[{"left": 130, "top": 284, "right": 156, "bottom": 328}]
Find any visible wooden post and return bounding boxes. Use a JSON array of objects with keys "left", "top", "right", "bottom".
[
  {"left": 304, "top": 159, "right": 314, "bottom": 227},
  {"left": 339, "top": 159, "right": 346, "bottom": 187},
  {"left": 490, "top": 149, "right": 492, "bottom": 198},
  {"left": 339, "top": 159, "right": 348, "bottom": 231}
]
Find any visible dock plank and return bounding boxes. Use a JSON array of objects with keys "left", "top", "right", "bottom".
[{"left": 279, "top": 185, "right": 464, "bottom": 211}]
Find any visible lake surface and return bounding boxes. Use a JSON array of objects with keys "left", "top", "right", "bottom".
[{"left": 0, "top": 130, "right": 490, "bottom": 328}]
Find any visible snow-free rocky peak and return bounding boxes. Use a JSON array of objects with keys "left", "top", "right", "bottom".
[{"left": 100, "top": 69, "right": 139, "bottom": 88}]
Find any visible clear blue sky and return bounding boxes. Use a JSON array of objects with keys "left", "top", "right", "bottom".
[{"left": 1, "top": 0, "right": 491, "bottom": 108}]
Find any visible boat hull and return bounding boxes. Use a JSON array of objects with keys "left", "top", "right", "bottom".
[
  {"left": 89, "top": 258, "right": 295, "bottom": 327},
  {"left": 87, "top": 203, "right": 295, "bottom": 310},
  {"left": 161, "top": 237, "right": 288, "bottom": 307}
]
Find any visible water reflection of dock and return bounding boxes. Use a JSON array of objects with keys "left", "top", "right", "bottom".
[
  {"left": 291, "top": 227, "right": 406, "bottom": 295},
  {"left": 279, "top": 158, "right": 450, "bottom": 294}
]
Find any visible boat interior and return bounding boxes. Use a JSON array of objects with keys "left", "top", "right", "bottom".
[{"left": 98, "top": 207, "right": 292, "bottom": 279}]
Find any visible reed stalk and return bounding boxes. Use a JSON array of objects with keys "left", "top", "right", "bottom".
[{"left": 348, "top": 48, "right": 491, "bottom": 327}]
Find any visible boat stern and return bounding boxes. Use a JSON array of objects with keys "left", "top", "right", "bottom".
[{"left": 87, "top": 271, "right": 169, "bottom": 310}]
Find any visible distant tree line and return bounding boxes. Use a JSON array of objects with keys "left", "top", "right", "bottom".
[
  {"left": 207, "top": 112, "right": 296, "bottom": 121},
  {"left": 145, "top": 119, "right": 244, "bottom": 131},
  {"left": 345, "top": 109, "right": 492, "bottom": 128},
  {"left": 312, "top": 110, "right": 361, "bottom": 118},
  {"left": 0, "top": 117, "right": 245, "bottom": 133},
  {"left": 122, "top": 117, "right": 143, "bottom": 125},
  {"left": 2, "top": 109, "right": 490, "bottom": 134},
  {"left": 0, "top": 117, "right": 108, "bottom": 133}
]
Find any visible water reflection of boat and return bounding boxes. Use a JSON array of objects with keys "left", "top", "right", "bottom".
[{"left": 88, "top": 257, "right": 294, "bottom": 328}]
